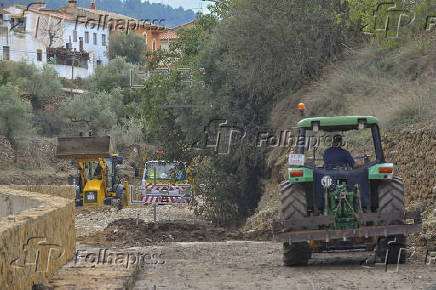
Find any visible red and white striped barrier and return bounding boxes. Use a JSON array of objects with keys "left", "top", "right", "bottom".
[
  {"left": 145, "top": 183, "right": 188, "bottom": 191},
  {"left": 141, "top": 195, "right": 191, "bottom": 204}
]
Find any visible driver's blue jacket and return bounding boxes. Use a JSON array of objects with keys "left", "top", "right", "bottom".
[{"left": 323, "top": 147, "right": 354, "bottom": 168}]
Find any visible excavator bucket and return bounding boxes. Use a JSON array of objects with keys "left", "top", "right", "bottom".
[{"left": 56, "top": 136, "right": 112, "bottom": 159}]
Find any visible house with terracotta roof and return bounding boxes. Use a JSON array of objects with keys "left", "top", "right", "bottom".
[
  {"left": 1, "top": 1, "right": 109, "bottom": 79},
  {"left": 60, "top": 0, "right": 167, "bottom": 52},
  {"left": 160, "top": 30, "right": 178, "bottom": 51},
  {"left": 173, "top": 20, "right": 196, "bottom": 33},
  {"left": 159, "top": 20, "right": 198, "bottom": 51}
]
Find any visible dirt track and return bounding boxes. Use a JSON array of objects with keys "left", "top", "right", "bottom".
[
  {"left": 43, "top": 205, "right": 436, "bottom": 290},
  {"left": 134, "top": 241, "right": 436, "bottom": 290}
]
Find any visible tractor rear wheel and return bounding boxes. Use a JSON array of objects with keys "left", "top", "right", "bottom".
[
  {"left": 376, "top": 178, "right": 406, "bottom": 263},
  {"left": 280, "top": 181, "right": 310, "bottom": 266},
  {"left": 378, "top": 177, "right": 405, "bottom": 224},
  {"left": 280, "top": 181, "right": 307, "bottom": 225},
  {"left": 283, "top": 242, "right": 311, "bottom": 266}
]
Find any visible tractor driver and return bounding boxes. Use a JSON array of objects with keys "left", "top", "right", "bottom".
[{"left": 323, "top": 135, "right": 355, "bottom": 168}]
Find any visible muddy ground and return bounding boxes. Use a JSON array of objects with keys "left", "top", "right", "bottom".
[{"left": 41, "top": 205, "right": 436, "bottom": 290}]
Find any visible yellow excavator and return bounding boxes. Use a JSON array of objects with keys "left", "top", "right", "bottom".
[{"left": 56, "top": 136, "right": 129, "bottom": 208}]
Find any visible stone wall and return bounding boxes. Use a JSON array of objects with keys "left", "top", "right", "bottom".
[
  {"left": 0, "top": 186, "right": 75, "bottom": 290},
  {"left": 8, "top": 185, "right": 76, "bottom": 200},
  {"left": 0, "top": 193, "right": 41, "bottom": 218},
  {"left": 383, "top": 129, "right": 436, "bottom": 203}
]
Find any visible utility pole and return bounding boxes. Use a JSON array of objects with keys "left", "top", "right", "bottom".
[{"left": 71, "top": 52, "right": 74, "bottom": 96}]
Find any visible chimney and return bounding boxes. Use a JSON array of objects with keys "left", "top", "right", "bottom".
[
  {"left": 91, "top": 1, "right": 96, "bottom": 10},
  {"left": 67, "top": 0, "right": 77, "bottom": 9}
]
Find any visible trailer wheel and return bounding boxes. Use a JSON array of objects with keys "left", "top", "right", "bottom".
[
  {"left": 280, "top": 181, "right": 307, "bottom": 225},
  {"left": 375, "top": 235, "right": 406, "bottom": 264},
  {"left": 378, "top": 177, "right": 404, "bottom": 224},
  {"left": 283, "top": 242, "right": 311, "bottom": 266}
]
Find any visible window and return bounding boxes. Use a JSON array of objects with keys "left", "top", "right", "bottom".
[
  {"left": 96, "top": 60, "right": 102, "bottom": 66},
  {"left": 85, "top": 31, "right": 89, "bottom": 43},
  {"left": 73, "top": 30, "right": 77, "bottom": 42},
  {"left": 142, "top": 32, "right": 147, "bottom": 45},
  {"left": 11, "top": 17, "right": 25, "bottom": 31},
  {"left": 93, "top": 33, "right": 97, "bottom": 45},
  {"left": 37, "top": 49, "right": 42, "bottom": 61},
  {"left": 102, "top": 34, "right": 106, "bottom": 46},
  {"left": 152, "top": 39, "right": 156, "bottom": 51},
  {"left": 3, "top": 46, "right": 9, "bottom": 60}
]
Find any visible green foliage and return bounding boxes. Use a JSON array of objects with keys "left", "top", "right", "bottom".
[
  {"left": 343, "top": 0, "right": 436, "bottom": 49},
  {"left": 108, "top": 32, "right": 147, "bottom": 65},
  {"left": 130, "top": 0, "right": 349, "bottom": 226},
  {"left": 213, "top": 0, "right": 347, "bottom": 100},
  {"left": 171, "top": 14, "right": 218, "bottom": 65},
  {"left": 19, "top": 64, "right": 62, "bottom": 109},
  {"left": 110, "top": 118, "right": 144, "bottom": 150},
  {"left": 34, "top": 111, "right": 67, "bottom": 137},
  {"left": 0, "top": 61, "right": 35, "bottom": 86},
  {"left": 0, "top": 85, "right": 34, "bottom": 147},
  {"left": 193, "top": 156, "right": 241, "bottom": 226},
  {"left": 61, "top": 88, "right": 124, "bottom": 135},
  {"left": 90, "top": 57, "right": 139, "bottom": 92}
]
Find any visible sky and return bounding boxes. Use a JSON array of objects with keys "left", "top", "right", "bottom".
[{"left": 147, "top": 0, "right": 212, "bottom": 13}]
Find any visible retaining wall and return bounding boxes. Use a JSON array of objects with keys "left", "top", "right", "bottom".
[
  {"left": 8, "top": 185, "right": 76, "bottom": 200},
  {"left": 0, "top": 186, "right": 75, "bottom": 290}
]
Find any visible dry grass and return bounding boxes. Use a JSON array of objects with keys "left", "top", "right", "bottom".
[
  {"left": 268, "top": 38, "right": 436, "bottom": 179},
  {"left": 243, "top": 180, "right": 280, "bottom": 232}
]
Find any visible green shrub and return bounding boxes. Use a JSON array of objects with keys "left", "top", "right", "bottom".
[{"left": 0, "top": 85, "right": 34, "bottom": 147}]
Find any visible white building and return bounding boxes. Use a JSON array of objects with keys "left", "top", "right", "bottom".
[{"left": 0, "top": 1, "right": 109, "bottom": 79}]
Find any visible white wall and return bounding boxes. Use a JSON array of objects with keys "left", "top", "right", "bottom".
[
  {"left": 52, "top": 63, "right": 91, "bottom": 79},
  {"left": 0, "top": 11, "right": 47, "bottom": 69},
  {"left": 1, "top": 7, "right": 109, "bottom": 79},
  {"left": 51, "top": 51, "right": 95, "bottom": 79},
  {"left": 63, "top": 20, "right": 109, "bottom": 67}
]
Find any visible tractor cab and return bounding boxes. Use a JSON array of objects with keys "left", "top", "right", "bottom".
[
  {"left": 288, "top": 116, "right": 393, "bottom": 214},
  {"left": 295, "top": 116, "right": 384, "bottom": 167}
]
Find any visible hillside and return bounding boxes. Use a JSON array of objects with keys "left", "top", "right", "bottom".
[
  {"left": 245, "top": 39, "right": 436, "bottom": 248},
  {"left": 6, "top": 0, "right": 196, "bottom": 28},
  {"left": 268, "top": 39, "right": 436, "bottom": 181}
]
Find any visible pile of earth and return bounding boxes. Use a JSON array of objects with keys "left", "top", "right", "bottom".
[{"left": 78, "top": 219, "right": 272, "bottom": 248}]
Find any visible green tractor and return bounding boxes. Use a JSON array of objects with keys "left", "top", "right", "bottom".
[{"left": 273, "top": 115, "right": 422, "bottom": 266}]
